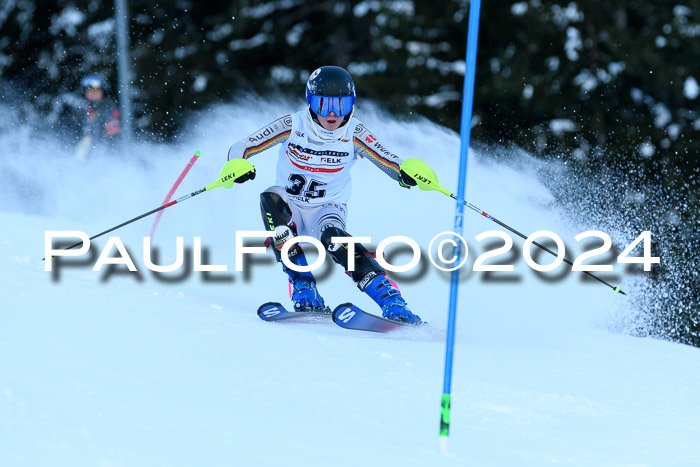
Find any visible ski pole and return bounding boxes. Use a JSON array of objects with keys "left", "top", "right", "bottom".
[
  {"left": 43, "top": 158, "right": 255, "bottom": 259},
  {"left": 399, "top": 158, "right": 626, "bottom": 295},
  {"left": 150, "top": 150, "right": 202, "bottom": 240}
]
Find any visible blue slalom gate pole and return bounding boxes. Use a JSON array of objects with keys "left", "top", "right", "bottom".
[{"left": 440, "top": 0, "right": 482, "bottom": 453}]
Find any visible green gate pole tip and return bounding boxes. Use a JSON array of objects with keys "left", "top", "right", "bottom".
[
  {"left": 439, "top": 393, "right": 451, "bottom": 453},
  {"left": 440, "top": 394, "right": 451, "bottom": 432},
  {"left": 614, "top": 285, "right": 621, "bottom": 294},
  {"left": 195, "top": 150, "right": 201, "bottom": 157}
]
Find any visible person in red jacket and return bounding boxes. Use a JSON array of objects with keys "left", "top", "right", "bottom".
[{"left": 75, "top": 75, "right": 122, "bottom": 159}]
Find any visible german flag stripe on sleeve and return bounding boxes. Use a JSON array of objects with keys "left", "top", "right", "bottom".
[
  {"left": 353, "top": 138, "right": 400, "bottom": 172},
  {"left": 243, "top": 130, "right": 291, "bottom": 159}
]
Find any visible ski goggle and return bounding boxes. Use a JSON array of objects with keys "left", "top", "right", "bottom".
[{"left": 307, "top": 95, "right": 355, "bottom": 117}]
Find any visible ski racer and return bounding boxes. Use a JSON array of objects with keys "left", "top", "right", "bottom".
[{"left": 228, "top": 66, "right": 422, "bottom": 324}]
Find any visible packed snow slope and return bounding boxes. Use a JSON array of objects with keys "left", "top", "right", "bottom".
[{"left": 1, "top": 99, "right": 698, "bottom": 466}]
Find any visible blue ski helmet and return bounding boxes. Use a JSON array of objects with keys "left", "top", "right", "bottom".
[
  {"left": 81, "top": 75, "right": 107, "bottom": 91},
  {"left": 305, "top": 66, "right": 356, "bottom": 117}
]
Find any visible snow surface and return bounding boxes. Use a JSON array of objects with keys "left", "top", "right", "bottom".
[{"left": 1, "top": 100, "right": 699, "bottom": 466}]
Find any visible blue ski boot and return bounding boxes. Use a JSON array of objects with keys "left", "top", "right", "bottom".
[
  {"left": 283, "top": 253, "right": 327, "bottom": 311},
  {"left": 364, "top": 275, "right": 421, "bottom": 324}
]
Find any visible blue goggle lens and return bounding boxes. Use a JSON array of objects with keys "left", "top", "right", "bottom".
[{"left": 308, "top": 95, "right": 355, "bottom": 117}]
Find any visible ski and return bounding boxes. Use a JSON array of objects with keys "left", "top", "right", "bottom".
[
  {"left": 257, "top": 302, "right": 332, "bottom": 322},
  {"left": 332, "top": 303, "right": 420, "bottom": 333}
]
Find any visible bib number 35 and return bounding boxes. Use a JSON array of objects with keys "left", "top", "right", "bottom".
[{"left": 286, "top": 174, "right": 327, "bottom": 199}]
